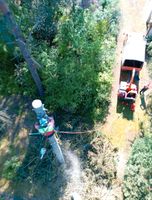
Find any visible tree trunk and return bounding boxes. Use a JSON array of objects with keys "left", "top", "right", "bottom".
[
  {"left": 48, "top": 135, "right": 65, "bottom": 165},
  {"left": 32, "top": 99, "right": 65, "bottom": 165},
  {"left": 0, "top": 0, "right": 44, "bottom": 97}
]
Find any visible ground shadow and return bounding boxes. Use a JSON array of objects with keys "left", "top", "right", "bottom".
[
  {"left": 12, "top": 135, "right": 67, "bottom": 200},
  {"left": 0, "top": 135, "right": 67, "bottom": 200},
  {"left": 116, "top": 98, "right": 134, "bottom": 120},
  {"left": 140, "top": 94, "right": 147, "bottom": 110},
  {"left": 0, "top": 95, "right": 34, "bottom": 142},
  {"left": 0, "top": 96, "right": 99, "bottom": 200},
  {"left": 0, "top": 95, "right": 73, "bottom": 200}
]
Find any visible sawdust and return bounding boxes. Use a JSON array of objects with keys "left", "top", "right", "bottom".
[{"left": 62, "top": 150, "right": 83, "bottom": 200}]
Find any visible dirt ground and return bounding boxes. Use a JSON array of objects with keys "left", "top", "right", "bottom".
[{"left": 99, "top": 0, "right": 152, "bottom": 180}]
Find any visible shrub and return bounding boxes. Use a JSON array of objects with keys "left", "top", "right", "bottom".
[
  {"left": 146, "top": 41, "right": 152, "bottom": 57},
  {"left": 42, "top": 5, "right": 119, "bottom": 120},
  {"left": 2, "top": 156, "right": 21, "bottom": 180},
  {"left": 123, "top": 136, "right": 152, "bottom": 200},
  {"left": 0, "top": 0, "right": 120, "bottom": 121}
]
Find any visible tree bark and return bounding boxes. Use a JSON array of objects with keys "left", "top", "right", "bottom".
[{"left": 0, "top": 0, "right": 44, "bottom": 97}]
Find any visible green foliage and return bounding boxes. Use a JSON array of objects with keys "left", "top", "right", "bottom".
[
  {"left": 0, "top": 43, "right": 19, "bottom": 95},
  {"left": 146, "top": 41, "right": 152, "bottom": 57},
  {"left": 41, "top": 4, "right": 119, "bottom": 120},
  {"left": 123, "top": 136, "right": 152, "bottom": 200},
  {"left": 101, "top": 0, "right": 120, "bottom": 37},
  {"left": 0, "top": 2, "right": 23, "bottom": 95},
  {"left": 14, "top": 62, "right": 37, "bottom": 96},
  {"left": 0, "top": 12, "right": 15, "bottom": 67},
  {"left": 146, "top": 35, "right": 152, "bottom": 43},
  {"left": 147, "top": 58, "right": 152, "bottom": 79},
  {"left": 2, "top": 156, "right": 21, "bottom": 180},
  {"left": 146, "top": 41, "right": 152, "bottom": 79},
  {"left": 0, "top": 0, "right": 119, "bottom": 121},
  {"left": 31, "top": 0, "right": 61, "bottom": 41}
]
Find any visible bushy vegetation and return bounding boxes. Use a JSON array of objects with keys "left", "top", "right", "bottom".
[
  {"left": 0, "top": 13, "right": 18, "bottom": 94},
  {"left": 42, "top": 9, "right": 115, "bottom": 118},
  {"left": 123, "top": 136, "right": 152, "bottom": 200},
  {"left": 38, "top": 1, "right": 119, "bottom": 120},
  {"left": 28, "top": 1, "right": 119, "bottom": 120},
  {"left": 0, "top": 0, "right": 120, "bottom": 121},
  {"left": 2, "top": 156, "right": 21, "bottom": 180}
]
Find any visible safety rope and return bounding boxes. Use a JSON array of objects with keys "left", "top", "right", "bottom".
[
  {"left": 29, "top": 130, "right": 94, "bottom": 136},
  {"left": 58, "top": 130, "right": 93, "bottom": 134}
]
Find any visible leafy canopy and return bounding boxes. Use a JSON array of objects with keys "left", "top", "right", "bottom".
[
  {"left": 123, "top": 136, "right": 152, "bottom": 200},
  {"left": 42, "top": 6, "right": 118, "bottom": 119}
]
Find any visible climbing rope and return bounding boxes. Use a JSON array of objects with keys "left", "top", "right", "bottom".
[
  {"left": 59, "top": 130, "right": 94, "bottom": 134},
  {"left": 29, "top": 130, "right": 94, "bottom": 136}
]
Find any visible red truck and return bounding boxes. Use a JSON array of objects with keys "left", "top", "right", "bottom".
[{"left": 118, "top": 33, "right": 146, "bottom": 111}]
